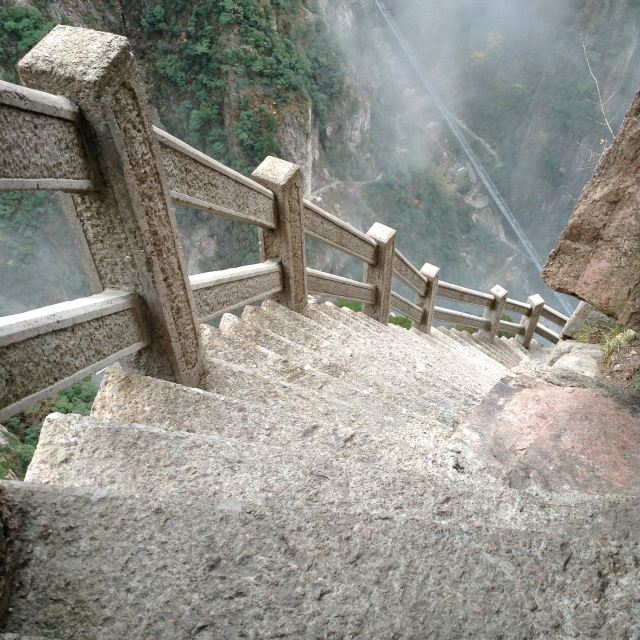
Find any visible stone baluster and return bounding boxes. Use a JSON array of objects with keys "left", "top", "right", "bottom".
[
  {"left": 18, "top": 25, "right": 203, "bottom": 385},
  {"left": 519, "top": 294, "right": 544, "bottom": 349},
  {"left": 415, "top": 263, "right": 440, "bottom": 334},
  {"left": 363, "top": 223, "right": 396, "bottom": 323},
  {"left": 479, "top": 285, "right": 508, "bottom": 341},
  {"left": 252, "top": 157, "right": 307, "bottom": 313}
]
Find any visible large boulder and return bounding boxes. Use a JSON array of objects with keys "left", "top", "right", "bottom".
[{"left": 542, "top": 90, "right": 640, "bottom": 328}]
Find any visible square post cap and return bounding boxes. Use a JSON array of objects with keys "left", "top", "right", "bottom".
[
  {"left": 18, "top": 25, "right": 134, "bottom": 96},
  {"left": 366, "top": 222, "right": 396, "bottom": 244},
  {"left": 252, "top": 156, "right": 300, "bottom": 189},
  {"left": 420, "top": 263, "right": 440, "bottom": 280}
]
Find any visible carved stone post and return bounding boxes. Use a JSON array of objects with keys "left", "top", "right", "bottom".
[
  {"left": 18, "top": 26, "right": 203, "bottom": 385},
  {"left": 519, "top": 294, "right": 544, "bottom": 349},
  {"left": 252, "top": 157, "right": 307, "bottom": 313},
  {"left": 415, "top": 263, "right": 440, "bottom": 334},
  {"left": 363, "top": 223, "right": 396, "bottom": 323},
  {"left": 479, "top": 284, "right": 508, "bottom": 341}
]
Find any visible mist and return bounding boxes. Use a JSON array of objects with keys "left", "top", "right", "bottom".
[{"left": 313, "top": 0, "right": 640, "bottom": 308}]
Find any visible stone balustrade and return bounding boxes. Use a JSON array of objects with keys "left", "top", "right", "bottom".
[{"left": 0, "top": 25, "right": 569, "bottom": 421}]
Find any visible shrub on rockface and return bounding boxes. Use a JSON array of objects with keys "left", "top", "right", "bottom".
[{"left": 1, "top": 380, "right": 97, "bottom": 479}]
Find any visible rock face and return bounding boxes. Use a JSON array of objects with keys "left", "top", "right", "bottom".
[
  {"left": 561, "top": 301, "right": 619, "bottom": 339},
  {"left": 542, "top": 90, "right": 640, "bottom": 328}
]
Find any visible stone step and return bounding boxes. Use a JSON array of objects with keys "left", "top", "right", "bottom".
[
  {"left": 242, "top": 305, "right": 491, "bottom": 405},
  {"left": 1, "top": 480, "right": 638, "bottom": 639},
  {"left": 501, "top": 335, "right": 530, "bottom": 360},
  {"left": 93, "top": 370, "right": 457, "bottom": 452},
  {"left": 441, "top": 328, "right": 515, "bottom": 367},
  {"left": 310, "top": 304, "right": 506, "bottom": 392},
  {"left": 204, "top": 324, "right": 460, "bottom": 426},
  {"left": 445, "top": 328, "right": 520, "bottom": 368},
  {"left": 469, "top": 333, "right": 524, "bottom": 368},
  {"left": 26, "top": 412, "right": 603, "bottom": 532}
]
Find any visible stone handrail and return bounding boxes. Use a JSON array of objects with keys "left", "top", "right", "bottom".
[
  {"left": 303, "top": 200, "right": 377, "bottom": 264},
  {"left": 0, "top": 25, "right": 571, "bottom": 421}
]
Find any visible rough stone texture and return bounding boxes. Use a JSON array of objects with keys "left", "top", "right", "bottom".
[
  {"left": 551, "top": 341, "right": 603, "bottom": 378},
  {"left": 252, "top": 156, "right": 307, "bottom": 312},
  {"left": 306, "top": 269, "right": 375, "bottom": 305},
  {"left": 455, "top": 371, "right": 640, "bottom": 495},
  {"left": 18, "top": 25, "right": 203, "bottom": 385},
  {"left": 4, "top": 302, "right": 639, "bottom": 638},
  {"left": 1, "top": 479, "right": 639, "bottom": 638},
  {"left": 479, "top": 284, "right": 508, "bottom": 340},
  {"left": 542, "top": 89, "right": 640, "bottom": 328},
  {"left": 363, "top": 222, "right": 396, "bottom": 322},
  {"left": 302, "top": 201, "right": 376, "bottom": 264},
  {"left": 0, "top": 105, "right": 90, "bottom": 181},
  {"left": 158, "top": 135, "right": 276, "bottom": 227},
  {"left": 27, "top": 412, "right": 598, "bottom": 533},
  {"left": 0, "top": 307, "right": 143, "bottom": 409},
  {"left": 562, "top": 301, "right": 620, "bottom": 339},
  {"left": 416, "top": 263, "right": 439, "bottom": 333},
  {"left": 190, "top": 263, "right": 282, "bottom": 321}
]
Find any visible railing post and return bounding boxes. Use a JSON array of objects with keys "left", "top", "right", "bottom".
[
  {"left": 18, "top": 26, "right": 203, "bottom": 385},
  {"left": 363, "top": 223, "right": 396, "bottom": 323},
  {"left": 519, "top": 294, "right": 544, "bottom": 349},
  {"left": 478, "top": 284, "right": 507, "bottom": 341},
  {"left": 415, "top": 263, "right": 440, "bottom": 334},
  {"left": 252, "top": 156, "right": 307, "bottom": 313}
]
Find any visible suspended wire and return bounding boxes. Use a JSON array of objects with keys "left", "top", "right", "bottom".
[{"left": 374, "top": 0, "right": 573, "bottom": 315}]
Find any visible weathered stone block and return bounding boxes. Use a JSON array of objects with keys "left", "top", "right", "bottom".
[
  {"left": 363, "top": 222, "right": 396, "bottom": 323},
  {"left": 252, "top": 156, "right": 307, "bottom": 313},
  {"left": 543, "top": 89, "right": 640, "bottom": 329},
  {"left": 561, "top": 301, "right": 619, "bottom": 339},
  {"left": 18, "top": 26, "right": 203, "bottom": 385}
]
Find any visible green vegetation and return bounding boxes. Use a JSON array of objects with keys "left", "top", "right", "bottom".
[
  {"left": 0, "top": 5, "right": 55, "bottom": 81},
  {"left": 363, "top": 169, "right": 486, "bottom": 283},
  {"left": 1, "top": 380, "right": 97, "bottom": 479},
  {"left": 137, "top": 0, "right": 348, "bottom": 173},
  {"left": 601, "top": 329, "right": 639, "bottom": 363},
  {"left": 335, "top": 299, "right": 412, "bottom": 329}
]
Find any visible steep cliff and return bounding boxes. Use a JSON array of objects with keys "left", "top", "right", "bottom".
[{"left": 2, "top": 0, "right": 640, "bottom": 316}]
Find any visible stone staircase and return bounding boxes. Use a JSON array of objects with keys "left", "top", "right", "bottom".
[{"left": 1, "top": 300, "right": 638, "bottom": 639}]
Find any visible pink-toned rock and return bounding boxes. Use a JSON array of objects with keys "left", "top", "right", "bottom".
[
  {"left": 457, "top": 376, "right": 640, "bottom": 495},
  {"left": 542, "top": 90, "right": 640, "bottom": 328}
]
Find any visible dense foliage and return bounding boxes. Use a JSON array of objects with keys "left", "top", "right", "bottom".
[
  {"left": 1, "top": 380, "right": 97, "bottom": 479},
  {"left": 0, "top": 4, "right": 54, "bottom": 81},
  {"left": 137, "top": 0, "right": 347, "bottom": 173}
]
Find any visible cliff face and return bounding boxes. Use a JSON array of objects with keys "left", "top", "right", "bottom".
[
  {"left": 543, "top": 88, "right": 640, "bottom": 328},
  {"left": 2, "top": 0, "right": 640, "bottom": 316},
  {"left": 507, "top": 0, "right": 640, "bottom": 252}
]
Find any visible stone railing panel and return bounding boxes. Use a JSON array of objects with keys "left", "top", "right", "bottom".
[
  {"left": 0, "top": 81, "right": 93, "bottom": 192},
  {"left": 307, "top": 268, "right": 376, "bottom": 305},
  {"left": 390, "top": 291, "right": 423, "bottom": 324},
  {"left": 0, "top": 290, "right": 147, "bottom": 421},
  {"left": 190, "top": 261, "right": 283, "bottom": 322},
  {"left": 541, "top": 305, "right": 569, "bottom": 327},
  {"left": 433, "top": 307, "right": 491, "bottom": 331},
  {"left": 437, "top": 281, "right": 494, "bottom": 307},
  {"left": 535, "top": 323, "right": 561, "bottom": 344},
  {"left": 393, "top": 250, "right": 428, "bottom": 297},
  {"left": 156, "top": 127, "right": 277, "bottom": 229},
  {"left": 303, "top": 201, "right": 377, "bottom": 265}
]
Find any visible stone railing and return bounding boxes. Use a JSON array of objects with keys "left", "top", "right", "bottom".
[{"left": 0, "top": 25, "right": 568, "bottom": 421}]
